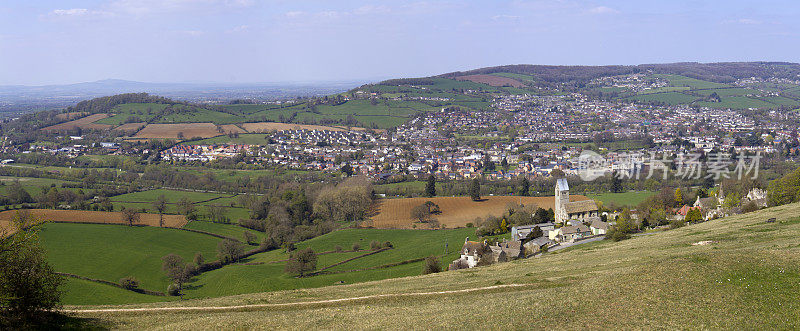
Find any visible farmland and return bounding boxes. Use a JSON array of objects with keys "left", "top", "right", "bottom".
[
  {"left": 586, "top": 191, "right": 656, "bottom": 207},
  {"left": 132, "top": 123, "right": 235, "bottom": 139},
  {"left": 66, "top": 201, "right": 800, "bottom": 329},
  {"left": 0, "top": 209, "right": 189, "bottom": 232},
  {"left": 39, "top": 223, "right": 220, "bottom": 303},
  {"left": 368, "top": 195, "right": 589, "bottom": 228},
  {"left": 455, "top": 74, "right": 526, "bottom": 88},
  {"left": 41, "top": 113, "right": 112, "bottom": 131}
]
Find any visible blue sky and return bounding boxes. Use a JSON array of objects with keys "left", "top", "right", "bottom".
[{"left": 1, "top": 0, "right": 798, "bottom": 85}]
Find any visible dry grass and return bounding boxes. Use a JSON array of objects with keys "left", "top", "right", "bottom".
[
  {"left": 112, "top": 122, "right": 147, "bottom": 134},
  {"left": 133, "top": 123, "right": 223, "bottom": 139},
  {"left": 41, "top": 114, "right": 112, "bottom": 131},
  {"left": 456, "top": 74, "right": 526, "bottom": 88},
  {"left": 71, "top": 202, "right": 800, "bottom": 329},
  {"left": 220, "top": 124, "right": 246, "bottom": 134},
  {"left": 0, "top": 209, "right": 187, "bottom": 236},
  {"left": 369, "top": 195, "right": 589, "bottom": 228}
]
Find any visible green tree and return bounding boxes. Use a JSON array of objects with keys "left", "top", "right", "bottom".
[
  {"left": 685, "top": 208, "right": 703, "bottom": 223},
  {"left": 285, "top": 247, "right": 317, "bottom": 277},
  {"left": 519, "top": 177, "right": 530, "bottom": 196},
  {"left": 674, "top": 188, "right": 683, "bottom": 206},
  {"left": 469, "top": 178, "right": 481, "bottom": 201},
  {"left": 0, "top": 211, "right": 63, "bottom": 325},
  {"left": 610, "top": 174, "right": 622, "bottom": 193},
  {"left": 425, "top": 175, "right": 436, "bottom": 197}
]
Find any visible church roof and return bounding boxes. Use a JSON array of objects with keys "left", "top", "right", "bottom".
[{"left": 563, "top": 200, "right": 598, "bottom": 214}]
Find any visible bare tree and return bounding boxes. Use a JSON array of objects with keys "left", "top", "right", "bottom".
[
  {"left": 217, "top": 239, "right": 244, "bottom": 263},
  {"left": 284, "top": 247, "right": 317, "bottom": 277},
  {"left": 152, "top": 194, "right": 168, "bottom": 227},
  {"left": 120, "top": 206, "right": 140, "bottom": 226}
]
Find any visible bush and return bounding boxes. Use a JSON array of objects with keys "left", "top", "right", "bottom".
[
  {"left": 422, "top": 256, "right": 441, "bottom": 274},
  {"left": 370, "top": 240, "right": 381, "bottom": 250},
  {"left": 167, "top": 284, "right": 180, "bottom": 296},
  {"left": 243, "top": 231, "right": 257, "bottom": 245},
  {"left": 238, "top": 218, "right": 266, "bottom": 232},
  {"left": 352, "top": 243, "right": 361, "bottom": 251},
  {"left": 217, "top": 239, "right": 245, "bottom": 263},
  {"left": 119, "top": 276, "right": 139, "bottom": 290},
  {"left": 383, "top": 241, "right": 393, "bottom": 248},
  {"left": 742, "top": 201, "right": 759, "bottom": 213},
  {"left": 193, "top": 252, "right": 204, "bottom": 266},
  {"left": 284, "top": 247, "right": 317, "bottom": 277},
  {"left": 334, "top": 245, "right": 343, "bottom": 252},
  {"left": 670, "top": 218, "right": 686, "bottom": 229},
  {"left": 466, "top": 222, "right": 474, "bottom": 228}
]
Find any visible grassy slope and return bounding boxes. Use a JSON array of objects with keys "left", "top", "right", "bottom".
[
  {"left": 40, "top": 223, "right": 221, "bottom": 299},
  {"left": 80, "top": 202, "right": 800, "bottom": 329}
]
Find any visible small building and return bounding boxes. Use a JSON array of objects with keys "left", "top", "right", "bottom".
[
  {"left": 449, "top": 238, "right": 487, "bottom": 270},
  {"left": 511, "top": 222, "right": 555, "bottom": 241},
  {"left": 590, "top": 219, "right": 610, "bottom": 235},
  {"left": 550, "top": 224, "right": 592, "bottom": 243}
]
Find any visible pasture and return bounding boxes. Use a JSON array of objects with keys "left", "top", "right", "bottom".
[
  {"left": 586, "top": 191, "right": 656, "bottom": 207},
  {"left": 369, "top": 195, "right": 589, "bottom": 228},
  {"left": 0, "top": 209, "right": 189, "bottom": 232},
  {"left": 132, "top": 123, "right": 230, "bottom": 139},
  {"left": 455, "top": 74, "right": 526, "bottom": 88},
  {"left": 39, "top": 222, "right": 221, "bottom": 301},
  {"left": 74, "top": 202, "right": 800, "bottom": 329}
]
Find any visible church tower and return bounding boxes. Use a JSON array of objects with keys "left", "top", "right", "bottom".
[{"left": 555, "top": 178, "right": 570, "bottom": 223}]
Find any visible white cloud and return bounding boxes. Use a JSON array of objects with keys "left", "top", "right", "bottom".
[
  {"left": 285, "top": 11, "right": 304, "bottom": 18},
  {"left": 46, "top": 8, "right": 114, "bottom": 19},
  {"left": 353, "top": 5, "right": 391, "bottom": 16},
  {"left": 587, "top": 6, "right": 619, "bottom": 15},
  {"left": 737, "top": 18, "right": 761, "bottom": 25},
  {"left": 492, "top": 14, "right": 521, "bottom": 21},
  {"left": 227, "top": 25, "right": 249, "bottom": 33}
]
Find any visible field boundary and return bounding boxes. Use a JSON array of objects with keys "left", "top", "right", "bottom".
[
  {"left": 65, "top": 283, "right": 534, "bottom": 314},
  {"left": 56, "top": 272, "right": 166, "bottom": 296}
]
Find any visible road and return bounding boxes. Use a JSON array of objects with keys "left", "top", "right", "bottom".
[
  {"left": 546, "top": 235, "right": 605, "bottom": 252},
  {"left": 64, "top": 283, "right": 534, "bottom": 314}
]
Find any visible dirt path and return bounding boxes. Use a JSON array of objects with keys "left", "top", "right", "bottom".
[{"left": 65, "top": 283, "right": 532, "bottom": 314}]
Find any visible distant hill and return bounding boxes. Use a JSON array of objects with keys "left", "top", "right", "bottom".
[{"left": 436, "top": 62, "right": 800, "bottom": 84}]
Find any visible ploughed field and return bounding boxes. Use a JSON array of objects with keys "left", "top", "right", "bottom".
[
  {"left": 369, "top": 195, "right": 589, "bottom": 228},
  {"left": 0, "top": 209, "right": 188, "bottom": 236}
]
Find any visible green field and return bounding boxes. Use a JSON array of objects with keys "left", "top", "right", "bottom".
[
  {"left": 40, "top": 223, "right": 222, "bottom": 302},
  {"left": 656, "top": 74, "right": 731, "bottom": 89},
  {"left": 42, "top": 223, "right": 480, "bottom": 304},
  {"left": 73, "top": 202, "right": 800, "bottom": 329},
  {"left": 627, "top": 92, "right": 698, "bottom": 105},
  {"left": 109, "top": 189, "right": 230, "bottom": 204},
  {"left": 181, "top": 133, "right": 272, "bottom": 145},
  {"left": 183, "top": 220, "right": 263, "bottom": 242},
  {"left": 182, "top": 228, "right": 477, "bottom": 298},
  {"left": 587, "top": 191, "right": 656, "bottom": 207}
]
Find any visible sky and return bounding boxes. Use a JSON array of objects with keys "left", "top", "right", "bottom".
[{"left": 1, "top": 0, "right": 799, "bottom": 85}]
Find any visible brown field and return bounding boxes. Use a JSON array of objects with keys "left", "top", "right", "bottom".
[
  {"left": 55, "top": 112, "right": 88, "bottom": 120},
  {"left": 133, "top": 123, "right": 224, "bottom": 139},
  {"left": 455, "top": 74, "right": 526, "bottom": 88},
  {"left": 41, "top": 114, "right": 112, "bottom": 131},
  {"left": 368, "top": 195, "right": 589, "bottom": 229},
  {"left": 0, "top": 209, "right": 188, "bottom": 236},
  {"left": 112, "top": 122, "right": 147, "bottom": 133},
  {"left": 220, "top": 124, "right": 247, "bottom": 134},
  {"left": 241, "top": 122, "right": 349, "bottom": 133}
]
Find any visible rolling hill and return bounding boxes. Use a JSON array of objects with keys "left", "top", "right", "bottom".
[{"left": 66, "top": 201, "right": 800, "bottom": 329}]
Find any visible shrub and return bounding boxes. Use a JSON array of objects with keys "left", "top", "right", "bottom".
[
  {"left": 243, "top": 231, "right": 257, "bottom": 244},
  {"left": 383, "top": 241, "right": 393, "bottom": 248},
  {"left": 466, "top": 222, "right": 474, "bottom": 228},
  {"left": 370, "top": 240, "right": 381, "bottom": 250},
  {"left": 119, "top": 276, "right": 139, "bottom": 290},
  {"left": 193, "top": 252, "right": 204, "bottom": 266},
  {"left": 422, "top": 256, "right": 441, "bottom": 274},
  {"left": 742, "top": 201, "right": 759, "bottom": 213},
  {"left": 217, "top": 239, "right": 245, "bottom": 263},
  {"left": 167, "top": 284, "right": 180, "bottom": 296},
  {"left": 352, "top": 243, "right": 361, "bottom": 251},
  {"left": 670, "top": 218, "right": 686, "bottom": 229},
  {"left": 334, "top": 245, "right": 343, "bottom": 252}
]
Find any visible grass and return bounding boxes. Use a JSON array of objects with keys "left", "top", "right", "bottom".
[
  {"left": 39, "top": 223, "right": 222, "bottom": 303},
  {"left": 109, "top": 189, "right": 229, "bottom": 204},
  {"left": 72, "top": 202, "right": 800, "bottom": 329},
  {"left": 586, "top": 191, "right": 656, "bottom": 207},
  {"left": 178, "top": 228, "right": 479, "bottom": 299},
  {"left": 183, "top": 220, "right": 264, "bottom": 242},
  {"left": 626, "top": 92, "right": 697, "bottom": 105}
]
